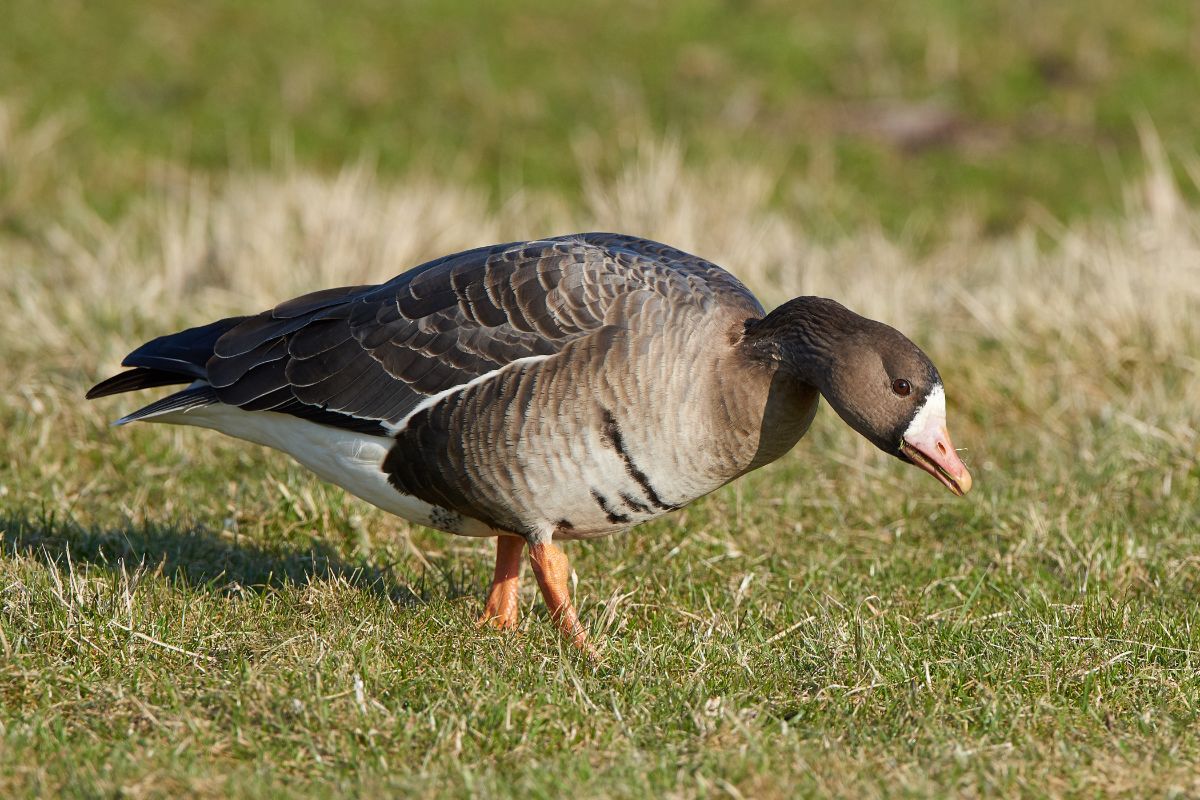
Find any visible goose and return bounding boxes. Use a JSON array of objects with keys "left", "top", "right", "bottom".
[{"left": 88, "top": 232, "right": 972, "bottom": 654}]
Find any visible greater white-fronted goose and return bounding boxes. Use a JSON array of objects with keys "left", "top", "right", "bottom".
[{"left": 88, "top": 233, "right": 972, "bottom": 653}]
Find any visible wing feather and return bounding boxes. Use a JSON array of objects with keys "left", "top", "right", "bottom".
[{"left": 199, "top": 233, "right": 761, "bottom": 434}]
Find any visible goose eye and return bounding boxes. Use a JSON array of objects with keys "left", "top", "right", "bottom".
[{"left": 891, "top": 378, "right": 912, "bottom": 397}]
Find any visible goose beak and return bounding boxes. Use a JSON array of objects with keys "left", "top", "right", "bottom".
[{"left": 901, "top": 425, "right": 972, "bottom": 496}]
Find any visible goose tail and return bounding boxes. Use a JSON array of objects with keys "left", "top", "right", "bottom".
[{"left": 86, "top": 315, "right": 247, "bottom": 424}]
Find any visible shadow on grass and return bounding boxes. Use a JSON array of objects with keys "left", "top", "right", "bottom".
[{"left": 0, "top": 507, "right": 479, "bottom": 607}]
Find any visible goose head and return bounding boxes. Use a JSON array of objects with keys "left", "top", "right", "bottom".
[{"left": 744, "top": 297, "right": 973, "bottom": 496}]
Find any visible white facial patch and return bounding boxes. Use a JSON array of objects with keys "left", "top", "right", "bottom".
[{"left": 903, "top": 383, "right": 946, "bottom": 442}]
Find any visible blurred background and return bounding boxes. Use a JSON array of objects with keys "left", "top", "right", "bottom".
[{"left": 2, "top": 0, "right": 1197, "bottom": 238}]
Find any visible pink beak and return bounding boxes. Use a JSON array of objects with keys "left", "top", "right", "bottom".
[
  {"left": 900, "top": 387, "right": 973, "bottom": 496},
  {"left": 902, "top": 426, "right": 973, "bottom": 496}
]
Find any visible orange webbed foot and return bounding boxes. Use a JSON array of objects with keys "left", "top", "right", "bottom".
[
  {"left": 528, "top": 539, "right": 599, "bottom": 660},
  {"left": 477, "top": 535, "right": 525, "bottom": 631}
]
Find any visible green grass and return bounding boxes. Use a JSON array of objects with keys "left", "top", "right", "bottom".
[
  {"left": 3, "top": 4, "right": 1200, "bottom": 796},
  {"left": 2, "top": 149, "right": 1199, "bottom": 795},
  {"left": 3, "top": 414, "right": 1200, "bottom": 797},
  {"left": 2, "top": 0, "right": 1199, "bottom": 235}
]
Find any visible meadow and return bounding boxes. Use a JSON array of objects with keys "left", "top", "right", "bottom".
[{"left": 2, "top": 2, "right": 1200, "bottom": 797}]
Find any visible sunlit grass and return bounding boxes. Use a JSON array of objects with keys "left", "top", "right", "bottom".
[{"left": 2, "top": 95, "right": 1199, "bottom": 796}]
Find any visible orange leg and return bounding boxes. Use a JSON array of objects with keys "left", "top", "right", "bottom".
[
  {"left": 478, "top": 535, "right": 525, "bottom": 630},
  {"left": 528, "top": 540, "right": 597, "bottom": 658}
]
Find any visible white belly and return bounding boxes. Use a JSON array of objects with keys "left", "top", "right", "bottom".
[{"left": 154, "top": 404, "right": 494, "bottom": 537}]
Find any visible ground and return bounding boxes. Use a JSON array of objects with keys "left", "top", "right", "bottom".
[{"left": 2, "top": 3, "right": 1200, "bottom": 798}]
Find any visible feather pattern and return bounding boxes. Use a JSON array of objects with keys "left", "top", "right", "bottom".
[
  {"left": 200, "top": 233, "right": 763, "bottom": 436},
  {"left": 113, "top": 385, "right": 218, "bottom": 425},
  {"left": 91, "top": 232, "right": 812, "bottom": 538}
]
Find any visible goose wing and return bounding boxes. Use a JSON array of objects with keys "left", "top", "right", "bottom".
[{"left": 203, "top": 232, "right": 763, "bottom": 435}]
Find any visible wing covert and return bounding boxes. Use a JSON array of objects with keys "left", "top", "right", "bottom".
[{"left": 204, "top": 233, "right": 762, "bottom": 435}]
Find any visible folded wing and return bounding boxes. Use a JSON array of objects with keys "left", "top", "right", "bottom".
[{"left": 93, "top": 233, "right": 763, "bottom": 435}]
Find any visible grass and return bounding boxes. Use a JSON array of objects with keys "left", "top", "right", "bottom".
[
  {"left": 2, "top": 87, "right": 1200, "bottom": 797},
  {"left": 1, "top": 1, "right": 1200, "bottom": 236},
  {"left": 2, "top": 5, "right": 1200, "bottom": 796}
]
